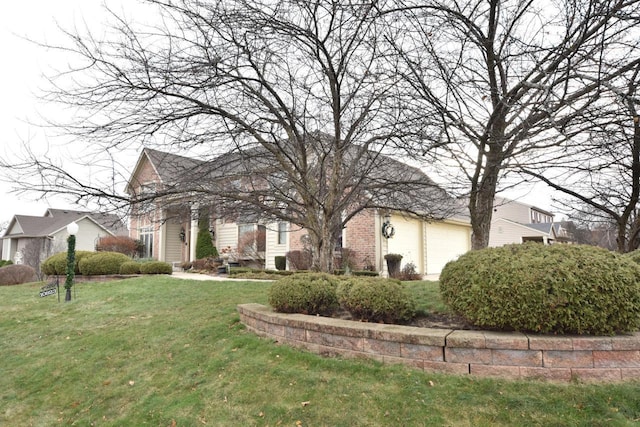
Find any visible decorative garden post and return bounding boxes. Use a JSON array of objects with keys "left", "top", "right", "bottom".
[{"left": 64, "top": 222, "right": 79, "bottom": 302}]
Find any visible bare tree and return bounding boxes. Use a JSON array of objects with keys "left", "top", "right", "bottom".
[
  {"left": 19, "top": 238, "right": 52, "bottom": 280},
  {"left": 522, "top": 63, "right": 640, "bottom": 252},
  {"left": 1, "top": 0, "right": 457, "bottom": 272},
  {"left": 390, "top": 0, "right": 640, "bottom": 249}
]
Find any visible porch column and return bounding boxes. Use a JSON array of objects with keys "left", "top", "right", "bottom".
[
  {"left": 158, "top": 214, "right": 167, "bottom": 262},
  {"left": 190, "top": 204, "right": 199, "bottom": 261}
]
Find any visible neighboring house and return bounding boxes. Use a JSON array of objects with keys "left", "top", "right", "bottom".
[
  {"left": 489, "top": 197, "right": 569, "bottom": 246},
  {"left": 1, "top": 208, "right": 127, "bottom": 271},
  {"left": 126, "top": 148, "right": 472, "bottom": 276}
]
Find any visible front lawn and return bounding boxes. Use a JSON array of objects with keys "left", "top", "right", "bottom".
[{"left": 1, "top": 277, "right": 639, "bottom": 426}]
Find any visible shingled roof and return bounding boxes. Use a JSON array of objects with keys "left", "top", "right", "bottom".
[
  {"left": 3, "top": 208, "right": 126, "bottom": 238},
  {"left": 129, "top": 136, "right": 465, "bottom": 220}
]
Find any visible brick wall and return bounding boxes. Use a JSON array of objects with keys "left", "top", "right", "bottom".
[
  {"left": 344, "top": 209, "right": 376, "bottom": 269},
  {"left": 286, "top": 209, "right": 379, "bottom": 270},
  {"left": 238, "top": 303, "right": 640, "bottom": 382}
]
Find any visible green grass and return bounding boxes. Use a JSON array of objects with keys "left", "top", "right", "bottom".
[
  {"left": 1, "top": 277, "right": 640, "bottom": 426},
  {"left": 406, "top": 279, "right": 450, "bottom": 314}
]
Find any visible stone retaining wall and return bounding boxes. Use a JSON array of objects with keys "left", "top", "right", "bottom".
[{"left": 237, "top": 303, "right": 640, "bottom": 382}]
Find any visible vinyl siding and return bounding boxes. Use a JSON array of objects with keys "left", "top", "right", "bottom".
[
  {"left": 164, "top": 221, "right": 183, "bottom": 263},
  {"left": 216, "top": 220, "right": 238, "bottom": 250},
  {"left": 51, "top": 218, "right": 111, "bottom": 252},
  {"left": 488, "top": 219, "right": 548, "bottom": 247},
  {"left": 265, "top": 222, "right": 288, "bottom": 270}
]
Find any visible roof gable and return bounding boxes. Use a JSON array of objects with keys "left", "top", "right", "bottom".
[
  {"left": 126, "top": 148, "right": 206, "bottom": 194},
  {"left": 2, "top": 209, "right": 126, "bottom": 238}
]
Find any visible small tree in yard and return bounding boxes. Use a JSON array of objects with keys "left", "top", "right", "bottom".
[
  {"left": 237, "top": 228, "right": 266, "bottom": 266},
  {"left": 96, "top": 235, "right": 139, "bottom": 257},
  {"left": 0, "top": 0, "right": 456, "bottom": 273},
  {"left": 196, "top": 213, "right": 218, "bottom": 259}
]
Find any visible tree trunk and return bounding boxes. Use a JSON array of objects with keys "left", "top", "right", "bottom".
[
  {"left": 469, "top": 152, "right": 502, "bottom": 250},
  {"left": 309, "top": 227, "right": 335, "bottom": 273}
]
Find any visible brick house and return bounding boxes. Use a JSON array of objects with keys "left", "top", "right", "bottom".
[{"left": 126, "top": 148, "right": 472, "bottom": 275}]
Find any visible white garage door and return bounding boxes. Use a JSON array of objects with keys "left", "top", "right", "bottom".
[
  {"left": 387, "top": 215, "right": 424, "bottom": 274},
  {"left": 425, "top": 222, "right": 470, "bottom": 275}
]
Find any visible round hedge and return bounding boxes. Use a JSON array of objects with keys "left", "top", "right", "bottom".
[
  {"left": 338, "top": 277, "right": 416, "bottom": 324},
  {"left": 440, "top": 243, "right": 640, "bottom": 335},
  {"left": 625, "top": 249, "right": 640, "bottom": 265},
  {"left": 78, "top": 252, "right": 132, "bottom": 275},
  {"left": 41, "top": 251, "right": 94, "bottom": 275},
  {"left": 0, "top": 264, "right": 36, "bottom": 285},
  {"left": 119, "top": 261, "right": 141, "bottom": 275},
  {"left": 139, "top": 261, "right": 173, "bottom": 275},
  {"left": 268, "top": 273, "right": 339, "bottom": 315}
]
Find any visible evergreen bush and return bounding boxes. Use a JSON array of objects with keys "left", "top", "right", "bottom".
[
  {"left": 268, "top": 273, "right": 339, "bottom": 315},
  {"left": 119, "top": 261, "right": 142, "bottom": 275},
  {"left": 625, "top": 249, "right": 640, "bottom": 265},
  {"left": 338, "top": 277, "right": 416, "bottom": 324},
  {"left": 195, "top": 213, "right": 218, "bottom": 259},
  {"left": 78, "top": 252, "right": 132, "bottom": 275},
  {"left": 139, "top": 261, "right": 172, "bottom": 274},
  {"left": 440, "top": 243, "right": 640, "bottom": 335},
  {"left": 41, "top": 251, "right": 94, "bottom": 275},
  {"left": 274, "top": 255, "right": 287, "bottom": 271}
]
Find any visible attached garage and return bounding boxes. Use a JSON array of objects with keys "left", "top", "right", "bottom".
[
  {"left": 387, "top": 215, "right": 424, "bottom": 274},
  {"left": 424, "top": 220, "right": 471, "bottom": 275}
]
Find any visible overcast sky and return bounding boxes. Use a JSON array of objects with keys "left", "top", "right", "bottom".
[
  {"left": 0, "top": 0, "right": 555, "bottom": 227},
  {"left": 0, "top": 0, "right": 130, "bottom": 225}
]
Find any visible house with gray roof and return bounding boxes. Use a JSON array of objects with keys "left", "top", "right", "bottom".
[
  {"left": 1, "top": 208, "right": 127, "bottom": 272},
  {"left": 488, "top": 198, "right": 569, "bottom": 246},
  {"left": 126, "top": 146, "right": 472, "bottom": 276}
]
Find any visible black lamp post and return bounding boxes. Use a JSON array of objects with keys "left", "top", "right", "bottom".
[{"left": 64, "top": 222, "right": 79, "bottom": 302}]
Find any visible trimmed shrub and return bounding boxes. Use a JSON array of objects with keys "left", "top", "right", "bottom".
[
  {"left": 274, "top": 256, "right": 286, "bottom": 271},
  {"left": 338, "top": 277, "right": 416, "bottom": 324},
  {"left": 78, "top": 252, "right": 132, "bottom": 276},
  {"left": 0, "top": 264, "right": 36, "bottom": 285},
  {"left": 334, "top": 269, "right": 379, "bottom": 277},
  {"left": 41, "top": 251, "right": 94, "bottom": 275},
  {"left": 196, "top": 228, "right": 218, "bottom": 259},
  {"left": 119, "top": 261, "right": 141, "bottom": 275},
  {"left": 440, "top": 243, "right": 640, "bottom": 335},
  {"left": 268, "top": 273, "right": 339, "bottom": 315},
  {"left": 139, "top": 261, "right": 172, "bottom": 275},
  {"left": 625, "top": 249, "right": 640, "bottom": 265},
  {"left": 228, "top": 267, "right": 253, "bottom": 276}
]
